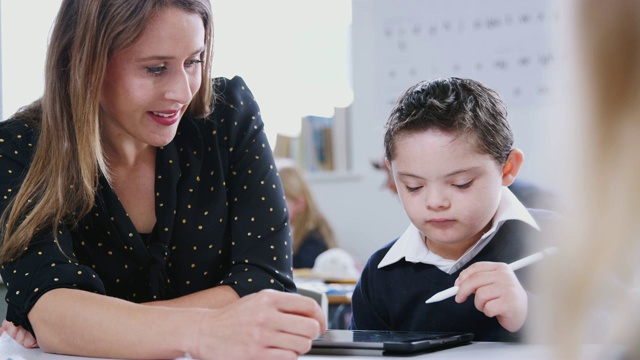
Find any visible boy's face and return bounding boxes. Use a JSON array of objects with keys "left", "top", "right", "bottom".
[{"left": 389, "top": 129, "right": 506, "bottom": 260}]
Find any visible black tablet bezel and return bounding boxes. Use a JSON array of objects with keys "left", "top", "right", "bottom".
[{"left": 312, "top": 329, "right": 474, "bottom": 354}]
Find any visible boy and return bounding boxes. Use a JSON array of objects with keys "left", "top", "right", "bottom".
[{"left": 350, "top": 77, "right": 557, "bottom": 341}]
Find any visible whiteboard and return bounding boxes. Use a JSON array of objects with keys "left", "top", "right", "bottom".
[
  {"left": 373, "top": 0, "right": 555, "bottom": 109},
  {"left": 353, "top": 0, "right": 558, "bottom": 186}
]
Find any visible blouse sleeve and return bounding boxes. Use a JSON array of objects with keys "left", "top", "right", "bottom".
[
  {"left": 212, "top": 76, "right": 296, "bottom": 297},
  {"left": 0, "top": 119, "right": 105, "bottom": 334}
]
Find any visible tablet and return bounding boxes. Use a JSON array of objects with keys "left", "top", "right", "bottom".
[{"left": 309, "top": 329, "right": 474, "bottom": 355}]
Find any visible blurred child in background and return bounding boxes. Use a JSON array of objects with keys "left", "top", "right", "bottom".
[
  {"left": 533, "top": 0, "right": 640, "bottom": 358},
  {"left": 276, "top": 158, "right": 339, "bottom": 269}
]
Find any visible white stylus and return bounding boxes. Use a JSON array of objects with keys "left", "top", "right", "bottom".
[{"left": 424, "top": 247, "right": 558, "bottom": 304}]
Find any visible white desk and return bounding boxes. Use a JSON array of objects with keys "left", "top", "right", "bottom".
[{"left": 0, "top": 334, "right": 553, "bottom": 360}]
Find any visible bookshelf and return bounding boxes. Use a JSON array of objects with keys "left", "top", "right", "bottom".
[{"left": 273, "top": 106, "right": 352, "bottom": 176}]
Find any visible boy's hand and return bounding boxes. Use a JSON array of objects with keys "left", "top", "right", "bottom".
[{"left": 454, "top": 262, "right": 528, "bottom": 332}]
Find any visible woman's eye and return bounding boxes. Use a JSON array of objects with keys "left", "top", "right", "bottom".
[
  {"left": 453, "top": 181, "right": 473, "bottom": 189},
  {"left": 405, "top": 185, "right": 422, "bottom": 193},
  {"left": 146, "top": 65, "right": 167, "bottom": 76},
  {"left": 185, "top": 59, "right": 203, "bottom": 68}
]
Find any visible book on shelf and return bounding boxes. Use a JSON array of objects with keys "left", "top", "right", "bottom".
[
  {"left": 301, "top": 115, "right": 333, "bottom": 172},
  {"left": 301, "top": 106, "right": 350, "bottom": 173},
  {"left": 273, "top": 133, "right": 300, "bottom": 161},
  {"left": 331, "top": 106, "right": 349, "bottom": 173}
]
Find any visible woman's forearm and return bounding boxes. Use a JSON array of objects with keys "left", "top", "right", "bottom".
[
  {"left": 145, "top": 285, "right": 240, "bottom": 309},
  {"left": 29, "top": 288, "right": 199, "bottom": 359},
  {"left": 29, "top": 287, "right": 325, "bottom": 359}
]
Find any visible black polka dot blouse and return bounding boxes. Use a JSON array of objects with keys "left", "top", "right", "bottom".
[{"left": 0, "top": 76, "right": 295, "bottom": 333}]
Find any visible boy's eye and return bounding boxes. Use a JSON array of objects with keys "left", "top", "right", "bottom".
[
  {"left": 146, "top": 65, "right": 167, "bottom": 75},
  {"left": 453, "top": 181, "right": 473, "bottom": 189},
  {"left": 405, "top": 185, "right": 422, "bottom": 193}
]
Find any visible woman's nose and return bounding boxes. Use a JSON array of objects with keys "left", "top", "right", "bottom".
[{"left": 164, "top": 69, "right": 193, "bottom": 105}]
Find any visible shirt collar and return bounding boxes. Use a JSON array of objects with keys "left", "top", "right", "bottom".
[{"left": 377, "top": 187, "right": 539, "bottom": 273}]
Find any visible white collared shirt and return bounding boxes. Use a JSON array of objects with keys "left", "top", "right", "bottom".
[{"left": 377, "top": 187, "right": 540, "bottom": 274}]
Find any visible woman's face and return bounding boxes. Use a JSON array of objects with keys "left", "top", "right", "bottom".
[{"left": 99, "top": 7, "right": 205, "bottom": 150}]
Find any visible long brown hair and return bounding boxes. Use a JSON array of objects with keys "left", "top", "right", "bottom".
[
  {"left": 277, "top": 163, "right": 338, "bottom": 254},
  {"left": 0, "top": 0, "right": 214, "bottom": 262}
]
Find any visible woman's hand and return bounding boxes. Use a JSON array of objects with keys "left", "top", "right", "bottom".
[
  {"left": 454, "top": 262, "right": 528, "bottom": 332},
  {"left": 1, "top": 319, "right": 38, "bottom": 348},
  {"left": 189, "top": 289, "right": 326, "bottom": 360}
]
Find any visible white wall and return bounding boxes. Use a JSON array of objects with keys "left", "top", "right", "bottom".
[
  {"left": 0, "top": 0, "right": 63, "bottom": 120},
  {"left": 209, "top": 0, "right": 353, "bottom": 147}
]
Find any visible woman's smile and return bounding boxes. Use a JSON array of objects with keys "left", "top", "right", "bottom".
[{"left": 148, "top": 109, "right": 182, "bottom": 126}]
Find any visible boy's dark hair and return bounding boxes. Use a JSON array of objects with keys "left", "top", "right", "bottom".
[{"left": 384, "top": 77, "right": 513, "bottom": 166}]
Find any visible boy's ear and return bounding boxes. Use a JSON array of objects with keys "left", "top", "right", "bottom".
[
  {"left": 501, "top": 149, "right": 524, "bottom": 186},
  {"left": 384, "top": 158, "right": 398, "bottom": 194}
]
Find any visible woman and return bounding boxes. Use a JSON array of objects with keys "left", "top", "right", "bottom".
[
  {"left": 0, "top": 1, "right": 324, "bottom": 359},
  {"left": 276, "top": 159, "right": 338, "bottom": 269}
]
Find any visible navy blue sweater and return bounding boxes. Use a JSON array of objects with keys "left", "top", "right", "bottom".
[
  {"left": 293, "top": 230, "right": 328, "bottom": 269},
  {"left": 349, "top": 209, "right": 558, "bottom": 342}
]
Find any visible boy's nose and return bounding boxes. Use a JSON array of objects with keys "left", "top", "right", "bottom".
[{"left": 425, "top": 189, "right": 450, "bottom": 210}]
